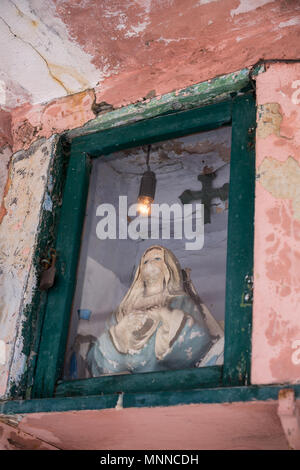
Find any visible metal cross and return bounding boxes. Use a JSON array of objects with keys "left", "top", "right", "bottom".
[{"left": 179, "top": 172, "right": 229, "bottom": 224}]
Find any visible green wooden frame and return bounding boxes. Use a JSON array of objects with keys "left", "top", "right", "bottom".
[
  {"left": 31, "top": 91, "right": 255, "bottom": 401},
  {"left": 2, "top": 383, "right": 300, "bottom": 415},
  {"left": 1, "top": 67, "right": 298, "bottom": 415}
]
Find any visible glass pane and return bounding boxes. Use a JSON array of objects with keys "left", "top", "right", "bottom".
[{"left": 63, "top": 125, "right": 231, "bottom": 380}]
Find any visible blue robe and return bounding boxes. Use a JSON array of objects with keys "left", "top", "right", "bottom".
[{"left": 87, "top": 294, "right": 214, "bottom": 376}]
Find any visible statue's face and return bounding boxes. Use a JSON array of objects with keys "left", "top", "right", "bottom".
[{"left": 140, "top": 248, "right": 165, "bottom": 282}]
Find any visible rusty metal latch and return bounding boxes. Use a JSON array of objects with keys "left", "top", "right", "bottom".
[{"left": 39, "top": 248, "right": 57, "bottom": 291}]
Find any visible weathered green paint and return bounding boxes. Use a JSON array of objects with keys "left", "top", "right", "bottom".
[
  {"left": 71, "top": 100, "right": 232, "bottom": 156},
  {"left": 1, "top": 384, "right": 300, "bottom": 415},
  {"left": 55, "top": 366, "right": 222, "bottom": 398},
  {"left": 250, "top": 63, "right": 266, "bottom": 78},
  {"left": 223, "top": 94, "right": 256, "bottom": 386},
  {"left": 33, "top": 150, "right": 91, "bottom": 399},
  {"left": 123, "top": 383, "right": 300, "bottom": 409},
  {"left": 6, "top": 68, "right": 259, "bottom": 413},
  {"left": 8, "top": 136, "right": 67, "bottom": 399},
  {"left": 33, "top": 99, "right": 233, "bottom": 400},
  {"left": 0, "top": 394, "right": 118, "bottom": 415},
  {"left": 33, "top": 92, "right": 255, "bottom": 400},
  {"left": 66, "top": 68, "right": 250, "bottom": 141}
]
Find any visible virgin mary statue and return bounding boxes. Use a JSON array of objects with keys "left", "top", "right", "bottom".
[{"left": 87, "top": 245, "right": 224, "bottom": 376}]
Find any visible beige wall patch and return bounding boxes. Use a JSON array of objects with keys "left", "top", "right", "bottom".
[
  {"left": 258, "top": 156, "right": 300, "bottom": 220},
  {"left": 257, "top": 103, "right": 283, "bottom": 139}
]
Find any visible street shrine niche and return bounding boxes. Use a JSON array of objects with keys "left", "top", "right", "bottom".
[{"left": 64, "top": 126, "right": 231, "bottom": 379}]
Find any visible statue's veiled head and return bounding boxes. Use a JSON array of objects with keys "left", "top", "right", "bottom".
[
  {"left": 116, "top": 245, "right": 185, "bottom": 319},
  {"left": 140, "top": 247, "right": 166, "bottom": 283}
]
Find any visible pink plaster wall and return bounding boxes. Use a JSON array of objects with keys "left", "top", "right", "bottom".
[
  {"left": 14, "top": 400, "right": 296, "bottom": 450},
  {"left": 0, "top": 419, "right": 57, "bottom": 450},
  {"left": 11, "top": 90, "right": 95, "bottom": 152},
  {"left": 7, "top": 0, "right": 300, "bottom": 152},
  {"left": 53, "top": 0, "right": 300, "bottom": 108},
  {"left": 252, "top": 63, "right": 300, "bottom": 385}
]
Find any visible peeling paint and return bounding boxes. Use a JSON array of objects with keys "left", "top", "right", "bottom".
[
  {"left": 11, "top": 89, "right": 95, "bottom": 152},
  {"left": 252, "top": 62, "right": 300, "bottom": 386},
  {"left": 69, "top": 68, "right": 250, "bottom": 141},
  {"left": 279, "top": 18, "right": 300, "bottom": 29},
  {"left": 8, "top": 68, "right": 249, "bottom": 152},
  {"left": 0, "top": 414, "right": 23, "bottom": 427},
  {"left": 43, "top": 193, "right": 53, "bottom": 212},
  {"left": 115, "top": 393, "right": 124, "bottom": 410},
  {"left": 0, "top": 145, "right": 12, "bottom": 222},
  {"left": 230, "top": 0, "right": 275, "bottom": 17},
  {"left": 0, "top": 0, "right": 298, "bottom": 111},
  {"left": 0, "top": 136, "right": 59, "bottom": 397},
  {"left": 197, "top": 0, "right": 219, "bottom": 5},
  {"left": 257, "top": 103, "right": 282, "bottom": 139},
  {"left": 0, "top": 419, "right": 58, "bottom": 449},
  {"left": 0, "top": 0, "right": 99, "bottom": 106},
  {"left": 258, "top": 156, "right": 300, "bottom": 221}
]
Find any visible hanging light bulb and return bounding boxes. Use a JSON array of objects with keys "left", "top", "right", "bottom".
[{"left": 137, "top": 144, "right": 156, "bottom": 216}]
